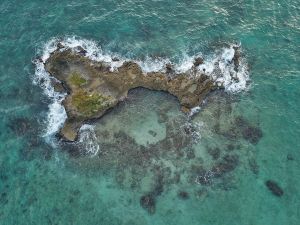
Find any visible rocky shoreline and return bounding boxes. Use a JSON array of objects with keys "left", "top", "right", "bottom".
[{"left": 43, "top": 43, "right": 241, "bottom": 141}]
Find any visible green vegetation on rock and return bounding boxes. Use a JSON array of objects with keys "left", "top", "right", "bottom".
[
  {"left": 71, "top": 90, "right": 113, "bottom": 117},
  {"left": 69, "top": 72, "right": 87, "bottom": 87}
]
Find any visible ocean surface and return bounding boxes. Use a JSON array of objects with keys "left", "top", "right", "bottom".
[{"left": 0, "top": 0, "right": 300, "bottom": 224}]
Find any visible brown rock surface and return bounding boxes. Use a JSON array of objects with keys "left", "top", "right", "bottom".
[{"left": 44, "top": 46, "right": 216, "bottom": 141}]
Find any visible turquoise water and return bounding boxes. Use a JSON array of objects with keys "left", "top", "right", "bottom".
[{"left": 1, "top": 0, "right": 300, "bottom": 224}]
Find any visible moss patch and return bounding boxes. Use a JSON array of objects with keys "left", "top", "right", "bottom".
[
  {"left": 69, "top": 72, "right": 87, "bottom": 87},
  {"left": 71, "top": 90, "right": 113, "bottom": 117}
]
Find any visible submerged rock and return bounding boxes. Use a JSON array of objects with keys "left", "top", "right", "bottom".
[
  {"left": 8, "top": 117, "right": 33, "bottom": 136},
  {"left": 248, "top": 158, "right": 259, "bottom": 175},
  {"left": 165, "top": 63, "right": 173, "bottom": 73},
  {"left": 186, "top": 148, "right": 195, "bottom": 159},
  {"left": 207, "top": 147, "right": 221, "bottom": 160},
  {"left": 44, "top": 49, "right": 217, "bottom": 141},
  {"left": 287, "top": 154, "right": 294, "bottom": 161},
  {"left": 212, "top": 154, "right": 239, "bottom": 177},
  {"left": 242, "top": 126, "right": 263, "bottom": 144},
  {"left": 226, "top": 144, "right": 235, "bottom": 151},
  {"left": 148, "top": 130, "right": 157, "bottom": 137},
  {"left": 178, "top": 191, "right": 189, "bottom": 200},
  {"left": 140, "top": 171, "right": 164, "bottom": 214},
  {"left": 234, "top": 116, "right": 263, "bottom": 144},
  {"left": 0, "top": 192, "right": 8, "bottom": 205},
  {"left": 265, "top": 180, "right": 284, "bottom": 197},
  {"left": 140, "top": 194, "right": 156, "bottom": 214}
]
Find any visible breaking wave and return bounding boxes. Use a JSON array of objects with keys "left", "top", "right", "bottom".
[{"left": 33, "top": 46, "right": 67, "bottom": 145}]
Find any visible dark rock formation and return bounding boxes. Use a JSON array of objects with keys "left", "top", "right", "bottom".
[
  {"left": 140, "top": 194, "right": 156, "bottom": 214},
  {"left": 75, "top": 46, "right": 87, "bottom": 56},
  {"left": 0, "top": 192, "right": 8, "bottom": 205},
  {"left": 234, "top": 116, "right": 263, "bottom": 144},
  {"left": 265, "top": 180, "right": 284, "bottom": 197},
  {"left": 139, "top": 174, "right": 164, "bottom": 214},
  {"left": 148, "top": 130, "right": 157, "bottom": 137},
  {"left": 287, "top": 154, "right": 294, "bottom": 161},
  {"left": 57, "top": 42, "right": 64, "bottom": 49},
  {"left": 242, "top": 126, "right": 263, "bottom": 144},
  {"left": 207, "top": 147, "right": 221, "bottom": 160},
  {"left": 51, "top": 79, "right": 66, "bottom": 93},
  {"left": 194, "top": 57, "right": 204, "bottom": 67},
  {"left": 178, "top": 191, "right": 189, "bottom": 200},
  {"left": 165, "top": 63, "right": 173, "bottom": 73}
]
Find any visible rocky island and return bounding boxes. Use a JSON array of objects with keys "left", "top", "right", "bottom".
[{"left": 44, "top": 43, "right": 240, "bottom": 141}]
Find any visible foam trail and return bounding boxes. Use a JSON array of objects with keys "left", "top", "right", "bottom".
[
  {"left": 135, "top": 56, "right": 171, "bottom": 73},
  {"left": 33, "top": 44, "right": 67, "bottom": 144},
  {"left": 78, "top": 124, "right": 100, "bottom": 156}
]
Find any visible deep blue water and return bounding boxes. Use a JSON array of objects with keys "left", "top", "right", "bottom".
[{"left": 0, "top": 0, "right": 299, "bottom": 224}]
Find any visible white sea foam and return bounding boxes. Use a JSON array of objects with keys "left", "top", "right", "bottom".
[
  {"left": 174, "top": 53, "right": 199, "bottom": 73},
  {"left": 34, "top": 36, "right": 249, "bottom": 143},
  {"left": 189, "top": 106, "right": 201, "bottom": 117},
  {"left": 33, "top": 46, "right": 67, "bottom": 143},
  {"left": 194, "top": 43, "right": 249, "bottom": 93},
  {"left": 59, "top": 37, "right": 125, "bottom": 71},
  {"left": 78, "top": 124, "right": 100, "bottom": 156},
  {"left": 135, "top": 56, "right": 171, "bottom": 73}
]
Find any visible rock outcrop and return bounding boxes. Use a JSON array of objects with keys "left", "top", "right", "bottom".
[{"left": 44, "top": 44, "right": 217, "bottom": 141}]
